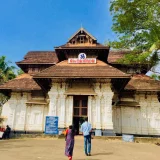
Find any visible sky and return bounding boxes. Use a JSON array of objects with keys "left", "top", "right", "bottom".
[{"left": 0, "top": 0, "right": 116, "bottom": 65}]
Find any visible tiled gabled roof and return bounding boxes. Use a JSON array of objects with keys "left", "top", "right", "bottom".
[
  {"left": 125, "top": 74, "right": 160, "bottom": 91},
  {"left": 16, "top": 51, "right": 58, "bottom": 64},
  {"left": 55, "top": 43, "right": 109, "bottom": 49},
  {"left": 0, "top": 74, "right": 41, "bottom": 91},
  {"left": 108, "top": 50, "right": 130, "bottom": 63},
  {"left": 34, "top": 60, "right": 130, "bottom": 78}
]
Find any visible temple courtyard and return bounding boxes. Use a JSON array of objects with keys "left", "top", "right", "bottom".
[{"left": 0, "top": 136, "right": 159, "bottom": 160}]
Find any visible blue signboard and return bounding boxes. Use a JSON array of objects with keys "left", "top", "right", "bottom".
[{"left": 45, "top": 116, "right": 59, "bottom": 135}]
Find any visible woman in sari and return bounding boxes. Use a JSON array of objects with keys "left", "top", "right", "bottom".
[{"left": 65, "top": 125, "right": 75, "bottom": 160}]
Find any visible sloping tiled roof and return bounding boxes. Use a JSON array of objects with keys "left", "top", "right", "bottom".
[
  {"left": 125, "top": 74, "right": 160, "bottom": 91},
  {"left": 55, "top": 43, "right": 109, "bottom": 49},
  {"left": 16, "top": 51, "right": 58, "bottom": 64},
  {"left": 0, "top": 74, "right": 41, "bottom": 91},
  {"left": 34, "top": 60, "right": 130, "bottom": 78},
  {"left": 108, "top": 50, "right": 130, "bottom": 63}
]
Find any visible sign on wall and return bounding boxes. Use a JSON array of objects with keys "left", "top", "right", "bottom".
[
  {"left": 68, "top": 53, "right": 96, "bottom": 64},
  {"left": 45, "top": 116, "right": 59, "bottom": 135}
]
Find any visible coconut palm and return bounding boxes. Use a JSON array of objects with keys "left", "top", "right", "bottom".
[
  {"left": 0, "top": 56, "right": 16, "bottom": 84},
  {"left": 0, "top": 56, "right": 16, "bottom": 116}
]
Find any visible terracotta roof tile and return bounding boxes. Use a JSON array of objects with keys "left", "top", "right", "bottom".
[
  {"left": 108, "top": 50, "right": 130, "bottom": 63},
  {"left": 55, "top": 43, "right": 109, "bottom": 49},
  {"left": 16, "top": 51, "right": 58, "bottom": 64},
  {"left": 125, "top": 74, "right": 160, "bottom": 91},
  {"left": 0, "top": 74, "right": 41, "bottom": 91},
  {"left": 34, "top": 60, "right": 130, "bottom": 78}
]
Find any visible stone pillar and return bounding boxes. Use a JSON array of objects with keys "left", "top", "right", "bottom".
[
  {"left": 101, "top": 81, "right": 114, "bottom": 136},
  {"left": 48, "top": 81, "right": 58, "bottom": 116},
  {"left": 5, "top": 92, "right": 18, "bottom": 129},
  {"left": 94, "top": 82, "right": 102, "bottom": 136},
  {"left": 68, "top": 96, "right": 73, "bottom": 126},
  {"left": 19, "top": 92, "right": 30, "bottom": 131},
  {"left": 88, "top": 96, "right": 92, "bottom": 123},
  {"left": 135, "top": 92, "right": 148, "bottom": 135},
  {"left": 59, "top": 82, "right": 66, "bottom": 130}
]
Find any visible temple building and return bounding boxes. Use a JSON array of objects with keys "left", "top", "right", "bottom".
[{"left": 1, "top": 28, "right": 160, "bottom": 136}]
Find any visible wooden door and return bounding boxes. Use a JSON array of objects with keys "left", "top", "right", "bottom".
[{"left": 73, "top": 96, "right": 88, "bottom": 117}]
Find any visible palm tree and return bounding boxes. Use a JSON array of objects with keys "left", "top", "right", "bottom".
[
  {"left": 0, "top": 56, "right": 16, "bottom": 117},
  {"left": 0, "top": 56, "right": 16, "bottom": 84}
]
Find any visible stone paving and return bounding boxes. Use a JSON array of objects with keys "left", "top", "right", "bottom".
[{"left": 0, "top": 136, "right": 160, "bottom": 160}]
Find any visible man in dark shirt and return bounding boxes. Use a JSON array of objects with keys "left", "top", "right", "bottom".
[{"left": 4, "top": 125, "right": 11, "bottom": 139}]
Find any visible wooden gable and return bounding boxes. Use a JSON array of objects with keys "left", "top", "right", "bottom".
[{"left": 67, "top": 27, "right": 97, "bottom": 46}]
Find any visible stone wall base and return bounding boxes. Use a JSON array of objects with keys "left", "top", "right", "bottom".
[
  {"left": 102, "top": 129, "right": 116, "bottom": 136},
  {"left": 95, "top": 129, "right": 102, "bottom": 136},
  {"left": 58, "top": 128, "right": 65, "bottom": 135}
]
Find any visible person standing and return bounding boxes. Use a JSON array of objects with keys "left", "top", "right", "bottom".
[
  {"left": 80, "top": 117, "right": 92, "bottom": 156},
  {"left": 65, "top": 125, "right": 75, "bottom": 160},
  {"left": 4, "top": 125, "right": 11, "bottom": 139}
]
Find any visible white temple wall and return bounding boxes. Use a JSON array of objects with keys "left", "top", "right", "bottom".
[
  {"left": 48, "top": 80, "right": 70, "bottom": 128},
  {"left": 92, "top": 80, "right": 114, "bottom": 130},
  {"left": 113, "top": 92, "right": 160, "bottom": 135},
  {"left": 1, "top": 91, "right": 48, "bottom": 132},
  {"left": 1, "top": 92, "right": 31, "bottom": 130},
  {"left": 48, "top": 79, "right": 114, "bottom": 132},
  {"left": 25, "top": 104, "right": 48, "bottom": 131}
]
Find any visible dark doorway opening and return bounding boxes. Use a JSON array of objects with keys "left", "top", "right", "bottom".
[
  {"left": 73, "top": 117, "right": 85, "bottom": 135},
  {"left": 73, "top": 96, "right": 88, "bottom": 135}
]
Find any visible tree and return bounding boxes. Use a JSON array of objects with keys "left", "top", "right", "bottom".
[
  {"left": 17, "top": 69, "right": 24, "bottom": 75},
  {"left": 0, "top": 56, "right": 16, "bottom": 116},
  {"left": 0, "top": 56, "right": 16, "bottom": 84},
  {"left": 110, "top": 0, "right": 160, "bottom": 51}
]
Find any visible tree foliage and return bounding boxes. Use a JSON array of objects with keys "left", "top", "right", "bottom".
[
  {"left": 0, "top": 56, "right": 16, "bottom": 115},
  {"left": 0, "top": 56, "right": 16, "bottom": 84},
  {"left": 117, "top": 51, "right": 150, "bottom": 64},
  {"left": 110, "top": 0, "right": 160, "bottom": 51},
  {"left": 17, "top": 69, "right": 24, "bottom": 75}
]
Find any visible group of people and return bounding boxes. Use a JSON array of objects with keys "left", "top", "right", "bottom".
[
  {"left": 0, "top": 125, "right": 11, "bottom": 139},
  {"left": 65, "top": 117, "right": 92, "bottom": 160}
]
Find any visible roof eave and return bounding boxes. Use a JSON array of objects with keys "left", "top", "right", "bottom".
[
  {"left": 34, "top": 76, "right": 131, "bottom": 79},
  {"left": 54, "top": 46, "right": 109, "bottom": 49}
]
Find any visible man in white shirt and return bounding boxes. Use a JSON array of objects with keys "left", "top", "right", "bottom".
[{"left": 80, "top": 117, "right": 92, "bottom": 156}]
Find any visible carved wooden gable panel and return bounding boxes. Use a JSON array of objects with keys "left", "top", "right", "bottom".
[{"left": 68, "top": 28, "right": 97, "bottom": 46}]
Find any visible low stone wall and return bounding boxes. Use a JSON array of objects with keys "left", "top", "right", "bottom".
[
  {"left": 3, "top": 134, "right": 160, "bottom": 145},
  {"left": 10, "top": 133, "right": 58, "bottom": 139},
  {"left": 93, "top": 136, "right": 160, "bottom": 144}
]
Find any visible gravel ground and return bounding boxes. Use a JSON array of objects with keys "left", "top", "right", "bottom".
[{"left": 0, "top": 136, "right": 159, "bottom": 160}]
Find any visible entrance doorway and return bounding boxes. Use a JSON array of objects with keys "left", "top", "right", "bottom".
[{"left": 73, "top": 96, "right": 88, "bottom": 135}]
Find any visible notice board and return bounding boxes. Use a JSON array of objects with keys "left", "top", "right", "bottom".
[{"left": 45, "top": 116, "right": 59, "bottom": 135}]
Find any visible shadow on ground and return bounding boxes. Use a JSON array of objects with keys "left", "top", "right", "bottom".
[{"left": 92, "top": 152, "right": 113, "bottom": 156}]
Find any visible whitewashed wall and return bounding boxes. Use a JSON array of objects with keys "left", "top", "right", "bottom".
[
  {"left": 88, "top": 80, "right": 114, "bottom": 130},
  {"left": 48, "top": 79, "right": 114, "bottom": 130},
  {"left": 113, "top": 92, "right": 160, "bottom": 135},
  {"left": 1, "top": 92, "right": 30, "bottom": 130},
  {"left": 1, "top": 92, "right": 48, "bottom": 132},
  {"left": 48, "top": 80, "right": 70, "bottom": 128},
  {"left": 25, "top": 104, "right": 48, "bottom": 131}
]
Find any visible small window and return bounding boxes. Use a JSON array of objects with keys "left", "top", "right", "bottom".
[{"left": 80, "top": 37, "right": 84, "bottom": 43}]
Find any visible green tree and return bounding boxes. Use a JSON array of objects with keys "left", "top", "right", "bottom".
[
  {"left": 110, "top": 0, "right": 160, "bottom": 51},
  {"left": 17, "top": 69, "right": 24, "bottom": 75},
  {"left": 0, "top": 56, "right": 16, "bottom": 116},
  {"left": 0, "top": 56, "right": 16, "bottom": 84}
]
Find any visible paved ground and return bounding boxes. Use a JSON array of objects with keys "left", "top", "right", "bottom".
[{"left": 0, "top": 136, "right": 160, "bottom": 160}]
